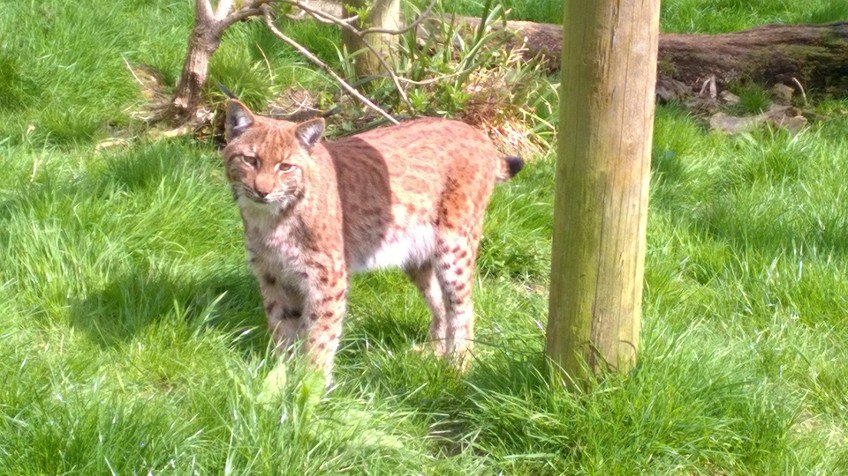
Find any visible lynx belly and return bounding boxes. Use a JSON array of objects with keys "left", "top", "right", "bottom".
[{"left": 351, "top": 224, "right": 437, "bottom": 272}]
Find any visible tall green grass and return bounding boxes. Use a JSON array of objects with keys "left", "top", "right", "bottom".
[{"left": 2, "top": 0, "right": 848, "bottom": 473}]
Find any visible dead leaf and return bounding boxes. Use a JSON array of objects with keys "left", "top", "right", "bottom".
[{"left": 95, "top": 138, "right": 130, "bottom": 151}]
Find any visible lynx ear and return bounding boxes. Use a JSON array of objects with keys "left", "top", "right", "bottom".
[
  {"left": 295, "top": 118, "right": 325, "bottom": 150},
  {"left": 225, "top": 100, "right": 254, "bottom": 141}
]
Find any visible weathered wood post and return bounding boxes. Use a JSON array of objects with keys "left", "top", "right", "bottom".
[{"left": 546, "top": 0, "right": 660, "bottom": 382}]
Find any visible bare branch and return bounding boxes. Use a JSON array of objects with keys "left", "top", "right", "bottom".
[
  {"left": 122, "top": 56, "right": 147, "bottom": 88},
  {"left": 220, "top": 0, "right": 270, "bottom": 29},
  {"left": 358, "top": 0, "right": 437, "bottom": 35},
  {"left": 278, "top": 0, "right": 359, "bottom": 25},
  {"left": 278, "top": 0, "right": 413, "bottom": 110},
  {"left": 197, "top": 0, "right": 214, "bottom": 20},
  {"left": 214, "top": 0, "right": 234, "bottom": 20},
  {"left": 221, "top": 7, "right": 265, "bottom": 28},
  {"left": 281, "top": 0, "right": 436, "bottom": 35},
  {"left": 791, "top": 77, "right": 808, "bottom": 106},
  {"left": 261, "top": 5, "right": 399, "bottom": 125},
  {"left": 353, "top": 43, "right": 412, "bottom": 109}
]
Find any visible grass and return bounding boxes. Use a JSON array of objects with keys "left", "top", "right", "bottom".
[{"left": 2, "top": 0, "right": 848, "bottom": 473}]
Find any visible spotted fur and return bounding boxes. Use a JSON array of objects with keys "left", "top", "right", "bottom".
[{"left": 222, "top": 100, "right": 523, "bottom": 381}]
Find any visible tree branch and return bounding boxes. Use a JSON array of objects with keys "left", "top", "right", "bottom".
[
  {"left": 283, "top": 0, "right": 359, "bottom": 25},
  {"left": 358, "top": 0, "right": 436, "bottom": 35},
  {"left": 219, "top": 0, "right": 270, "bottom": 29},
  {"left": 281, "top": 0, "right": 436, "bottom": 35},
  {"left": 197, "top": 0, "right": 214, "bottom": 20},
  {"left": 261, "top": 5, "right": 399, "bottom": 124},
  {"left": 214, "top": 0, "right": 234, "bottom": 20},
  {"left": 279, "top": 0, "right": 411, "bottom": 108}
]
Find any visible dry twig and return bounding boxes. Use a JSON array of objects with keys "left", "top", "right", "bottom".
[
  {"left": 280, "top": 1, "right": 410, "bottom": 108},
  {"left": 261, "top": 5, "right": 399, "bottom": 124},
  {"left": 791, "top": 77, "right": 808, "bottom": 106}
]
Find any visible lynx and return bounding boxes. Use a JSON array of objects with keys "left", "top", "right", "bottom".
[{"left": 222, "top": 100, "right": 523, "bottom": 381}]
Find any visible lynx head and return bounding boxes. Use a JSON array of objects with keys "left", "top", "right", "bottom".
[{"left": 222, "top": 100, "right": 325, "bottom": 212}]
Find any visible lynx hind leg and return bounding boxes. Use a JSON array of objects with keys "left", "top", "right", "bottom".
[
  {"left": 259, "top": 274, "right": 305, "bottom": 358},
  {"left": 434, "top": 232, "right": 479, "bottom": 370},
  {"left": 405, "top": 261, "right": 448, "bottom": 357}
]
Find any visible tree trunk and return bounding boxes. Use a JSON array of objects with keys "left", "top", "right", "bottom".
[
  {"left": 546, "top": 0, "right": 660, "bottom": 382},
  {"left": 164, "top": 0, "right": 266, "bottom": 126},
  {"left": 341, "top": 0, "right": 401, "bottom": 79},
  {"left": 169, "top": 26, "right": 223, "bottom": 124}
]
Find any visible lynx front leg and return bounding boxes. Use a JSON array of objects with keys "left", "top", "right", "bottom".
[
  {"left": 301, "top": 259, "right": 349, "bottom": 382},
  {"left": 405, "top": 261, "right": 448, "bottom": 356},
  {"left": 259, "top": 274, "right": 305, "bottom": 358}
]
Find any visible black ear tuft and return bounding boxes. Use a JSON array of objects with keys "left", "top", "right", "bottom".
[
  {"left": 225, "top": 100, "right": 254, "bottom": 141},
  {"left": 295, "top": 118, "right": 325, "bottom": 150}
]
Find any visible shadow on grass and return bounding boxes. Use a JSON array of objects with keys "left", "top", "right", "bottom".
[
  {"left": 410, "top": 350, "right": 555, "bottom": 459},
  {"left": 338, "top": 272, "right": 432, "bottom": 360},
  {"left": 341, "top": 305, "right": 429, "bottom": 359},
  {"left": 68, "top": 266, "right": 267, "bottom": 350}
]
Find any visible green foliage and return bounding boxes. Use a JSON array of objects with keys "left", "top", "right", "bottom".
[
  {"left": 353, "top": 0, "right": 559, "bottom": 146},
  {"left": 1, "top": 0, "right": 848, "bottom": 473},
  {"left": 726, "top": 83, "right": 773, "bottom": 115},
  {"left": 347, "top": 0, "right": 514, "bottom": 115}
]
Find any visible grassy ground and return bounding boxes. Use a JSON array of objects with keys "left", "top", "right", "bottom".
[{"left": 2, "top": 0, "right": 848, "bottom": 473}]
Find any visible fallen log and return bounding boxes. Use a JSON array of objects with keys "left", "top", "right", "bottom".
[{"left": 461, "top": 19, "right": 848, "bottom": 96}]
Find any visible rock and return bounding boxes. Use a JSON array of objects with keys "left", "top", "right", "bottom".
[
  {"left": 709, "top": 112, "right": 764, "bottom": 134},
  {"left": 656, "top": 78, "right": 691, "bottom": 102},
  {"left": 771, "top": 83, "right": 795, "bottom": 104},
  {"left": 720, "top": 90, "right": 740, "bottom": 105},
  {"left": 709, "top": 104, "right": 808, "bottom": 135}
]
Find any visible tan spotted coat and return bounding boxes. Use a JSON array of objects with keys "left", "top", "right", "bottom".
[{"left": 221, "top": 100, "right": 523, "bottom": 381}]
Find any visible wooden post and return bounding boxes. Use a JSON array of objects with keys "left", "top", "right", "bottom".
[{"left": 546, "top": 0, "right": 660, "bottom": 381}]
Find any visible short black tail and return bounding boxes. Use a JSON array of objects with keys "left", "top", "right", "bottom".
[{"left": 506, "top": 156, "right": 525, "bottom": 178}]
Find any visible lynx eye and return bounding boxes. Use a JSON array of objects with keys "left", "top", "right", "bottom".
[
  {"left": 276, "top": 163, "right": 295, "bottom": 173},
  {"left": 240, "top": 155, "right": 259, "bottom": 168}
]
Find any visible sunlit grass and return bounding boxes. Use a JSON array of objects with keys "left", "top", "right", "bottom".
[{"left": 2, "top": 0, "right": 848, "bottom": 473}]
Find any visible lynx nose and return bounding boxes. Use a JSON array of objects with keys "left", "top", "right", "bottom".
[{"left": 254, "top": 175, "right": 275, "bottom": 199}]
